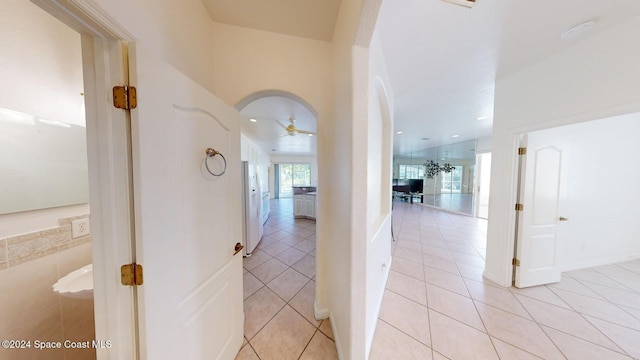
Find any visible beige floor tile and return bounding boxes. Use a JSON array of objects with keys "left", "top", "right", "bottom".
[
  {"left": 289, "top": 280, "right": 321, "bottom": 327},
  {"left": 491, "top": 338, "right": 543, "bottom": 360},
  {"left": 369, "top": 320, "right": 433, "bottom": 360},
  {"left": 515, "top": 294, "right": 622, "bottom": 352},
  {"left": 243, "top": 272, "right": 264, "bottom": 300},
  {"left": 394, "top": 246, "right": 424, "bottom": 264},
  {"left": 292, "top": 254, "right": 316, "bottom": 279},
  {"left": 386, "top": 270, "right": 427, "bottom": 305},
  {"left": 422, "top": 245, "right": 454, "bottom": 260},
  {"left": 551, "top": 288, "right": 640, "bottom": 330},
  {"left": 429, "top": 310, "right": 498, "bottom": 360},
  {"left": 243, "top": 249, "right": 272, "bottom": 271},
  {"left": 474, "top": 301, "right": 564, "bottom": 360},
  {"left": 426, "top": 284, "right": 484, "bottom": 331},
  {"left": 421, "top": 239, "right": 448, "bottom": 249},
  {"left": 379, "top": 289, "right": 431, "bottom": 346},
  {"left": 293, "top": 239, "right": 316, "bottom": 253},
  {"left": 267, "top": 268, "right": 309, "bottom": 302},
  {"left": 456, "top": 262, "right": 492, "bottom": 283},
  {"left": 243, "top": 287, "right": 286, "bottom": 339},
  {"left": 581, "top": 282, "right": 640, "bottom": 310},
  {"left": 251, "top": 305, "right": 316, "bottom": 360},
  {"left": 390, "top": 257, "right": 425, "bottom": 281},
  {"left": 250, "top": 258, "right": 289, "bottom": 284},
  {"left": 260, "top": 241, "right": 291, "bottom": 257},
  {"left": 446, "top": 243, "right": 480, "bottom": 256},
  {"left": 585, "top": 316, "right": 640, "bottom": 358},
  {"left": 396, "top": 239, "right": 423, "bottom": 252},
  {"left": 424, "top": 267, "right": 469, "bottom": 297},
  {"left": 509, "top": 284, "right": 571, "bottom": 309},
  {"left": 235, "top": 344, "right": 259, "bottom": 360},
  {"left": 276, "top": 247, "right": 307, "bottom": 266},
  {"left": 464, "top": 278, "right": 531, "bottom": 319},
  {"left": 547, "top": 275, "right": 604, "bottom": 299},
  {"left": 542, "top": 325, "right": 632, "bottom": 360},
  {"left": 299, "top": 331, "right": 338, "bottom": 360},
  {"left": 319, "top": 319, "right": 334, "bottom": 340},
  {"left": 564, "top": 269, "right": 633, "bottom": 291},
  {"left": 431, "top": 351, "right": 450, "bottom": 360},
  {"left": 268, "top": 230, "right": 295, "bottom": 241},
  {"left": 451, "top": 252, "right": 485, "bottom": 268},
  {"left": 423, "top": 253, "right": 459, "bottom": 275}
]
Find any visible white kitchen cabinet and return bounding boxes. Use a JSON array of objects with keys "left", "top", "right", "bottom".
[{"left": 294, "top": 194, "right": 316, "bottom": 220}]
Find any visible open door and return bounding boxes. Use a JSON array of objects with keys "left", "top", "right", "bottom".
[
  {"left": 514, "top": 134, "right": 564, "bottom": 288},
  {"left": 128, "top": 43, "right": 244, "bottom": 359}
]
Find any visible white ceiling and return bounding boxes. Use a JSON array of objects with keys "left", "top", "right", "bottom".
[
  {"left": 204, "top": 0, "right": 640, "bottom": 158},
  {"left": 238, "top": 96, "right": 317, "bottom": 156}
]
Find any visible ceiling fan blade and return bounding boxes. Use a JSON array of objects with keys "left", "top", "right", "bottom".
[
  {"left": 296, "top": 129, "right": 317, "bottom": 135},
  {"left": 275, "top": 120, "right": 288, "bottom": 130}
]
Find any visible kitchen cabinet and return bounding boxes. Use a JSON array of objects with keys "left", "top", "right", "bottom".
[{"left": 294, "top": 194, "right": 316, "bottom": 220}]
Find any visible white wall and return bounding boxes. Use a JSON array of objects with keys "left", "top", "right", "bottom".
[
  {"left": 486, "top": 13, "right": 640, "bottom": 286},
  {"left": 529, "top": 113, "right": 640, "bottom": 270}
]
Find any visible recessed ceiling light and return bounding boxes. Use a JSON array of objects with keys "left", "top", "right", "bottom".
[
  {"left": 476, "top": 116, "right": 489, "bottom": 121},
  {"left": 561, "top": 19, "right": 597, "bottom": 40},
  {"left": 271, "top": 149, "right": 276, "bottom": 151},
  {"left": 421, "top": 137, "right": 430, "bottom": 141},
  {"left": 396, "top": 131, "right": 403, "bottom": 135},
  {"left": 249, "top": 118, "right": 257, "bottom": 122},
  {"left": 452, "top": 134, "right": 460, "bottom": 138},
  {"left": 308, "top": 133, "right": 313, "bottom": 137}
]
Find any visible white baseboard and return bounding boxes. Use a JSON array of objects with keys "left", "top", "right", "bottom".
[
  {"left": 314, "top": 300, "right": 330, "bottom": 320},
  {"left": 560, "top": 254, "right": 640, "bottom": 272}
]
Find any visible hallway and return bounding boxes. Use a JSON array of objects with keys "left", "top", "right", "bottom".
[
  {"left": 237, "top": 198, "right": 337, "bottom": 360},
  {"left": 238, "top": 198, "right": 640, "bottom": 359},
  {"left": 371, "top": 201, "right": 640, "bottom": 359}
]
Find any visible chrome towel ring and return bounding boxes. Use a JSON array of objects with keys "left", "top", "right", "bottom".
[{"left": 204, "top": 147, "right": 227, "bottom": 176}]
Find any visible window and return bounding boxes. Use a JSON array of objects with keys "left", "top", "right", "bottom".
[
  {"left": 399, "top": 164, "right": 424, "bottom": 179},
  {"left": 441, "top": 166, "right": 463, "bottom": 193},
  {"left": 278, "top": 163, "right": 311, "bottom": 198}
]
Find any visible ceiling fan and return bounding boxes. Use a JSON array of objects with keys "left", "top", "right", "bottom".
[{"left": 276, "top": 117, "right": 316, "bottom": 136}]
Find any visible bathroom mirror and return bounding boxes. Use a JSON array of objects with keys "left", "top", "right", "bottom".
[
  {"left": 393, "top": 139, "right": 477, "bottom": 215},
  {"left": 0, "top": 107, "right": 89, "bottom": 214}
]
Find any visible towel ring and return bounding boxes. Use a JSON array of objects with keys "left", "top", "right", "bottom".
[{"left": 204, "top": 147, "right": 227, "bottom": 176}]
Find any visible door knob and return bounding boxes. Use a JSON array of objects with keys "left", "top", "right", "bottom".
[
  {"left": 234, "top": 242, "right": 244, "bottom": 255},
  {"left": 559, "top": 216, "right": 569, "bottom": 221}
]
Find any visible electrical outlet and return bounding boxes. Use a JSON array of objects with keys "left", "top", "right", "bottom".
[{"left": 71, "top": 218, "right": 91, "bottom": 238}]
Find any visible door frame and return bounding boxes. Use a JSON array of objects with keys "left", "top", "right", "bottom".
[
  {"left": 486, "top": 102, "right": 640, "bottom": 287},
  {"left": 31, "top": 1, "right": 137, "bottom": 359}
]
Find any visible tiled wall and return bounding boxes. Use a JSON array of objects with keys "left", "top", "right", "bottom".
[{"left": 0, "top": 215, "right": 95, "bottom": 360}]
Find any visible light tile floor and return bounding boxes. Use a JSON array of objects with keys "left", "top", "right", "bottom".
[
  {"left": 371, "top": 201, "right": 640, "bottom": 360},
  {"left": 237, "top": 198, "right": 338, "bottom": 360},
  {"left": 239, "top": 198, "right": 640, "bottom": 359}
]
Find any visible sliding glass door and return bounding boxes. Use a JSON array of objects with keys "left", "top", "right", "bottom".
[{"left": 278, "top": 163, "right": 311, "bottom": 198}]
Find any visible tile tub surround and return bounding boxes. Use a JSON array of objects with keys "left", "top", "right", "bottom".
[
  {"left": 0, "top": 242, "right": 95, "bottom": 360},
  {"left": 1, "top": 214, "right": 91, "bottom": 270},
  {"left": 370, "top": 201, "right": 640, "bottom": 360}
]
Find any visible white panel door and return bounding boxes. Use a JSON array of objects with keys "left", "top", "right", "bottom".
[
  {"left": 515, "top": 135, "right": 564, "bottom": 288},
  {"left": 128, "top": 43, "right": 243, "bottom": 359}
]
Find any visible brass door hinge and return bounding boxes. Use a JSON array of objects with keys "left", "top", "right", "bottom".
[
  {"left": 113, "top": 85, "right": 137, "bottom": 110},
  {"left": 518, "top": 147, "right": 527, "bottom": 155},
  {"left": 515, "top": 203, "right": 524, "bottom": 211},
  {"left": 121, "top": 263, "right": 143, "bottom": 286},
  {"left": 512, "top": 258, "right": 521, "bottom": 266}
]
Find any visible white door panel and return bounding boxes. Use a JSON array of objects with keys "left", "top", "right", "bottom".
[
  {"left": 129, "top": 43, "right": 243, "bottom": 359},
  {"left": 515, "top": 136, "right": 563, "bottom": 288}
]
